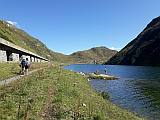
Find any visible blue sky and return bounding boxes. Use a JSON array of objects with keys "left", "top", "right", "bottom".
[{"left": 0, "top": 0, "right": 160, "bottom": 54}]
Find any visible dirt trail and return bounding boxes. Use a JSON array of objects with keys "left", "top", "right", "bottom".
[
  {"left": 0, "top": 68, "right": 46, "bottom": 86},
  {"left": 39, "top": 86, "right": 54, "bottom": 120}
]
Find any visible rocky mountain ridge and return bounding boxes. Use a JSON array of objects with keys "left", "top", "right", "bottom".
[{"left": 106, "top": 16, "right": 160, "bottom": 66}]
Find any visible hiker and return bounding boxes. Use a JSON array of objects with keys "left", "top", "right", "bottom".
[
  {"left": 104, "top": 67, "right": 107, "bottom": 75},
  {"left": 25, "top": 58, "right": 30, "bottom": 75},
  {"left": 20, "top": 58, "right": 26, "bottom": 75}
]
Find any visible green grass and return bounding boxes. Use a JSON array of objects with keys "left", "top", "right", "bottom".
[
  {"left": 0, "top": 63, "right": 21, "bottom": 81},
  {"left": 0, "top": 65, "right": 144, "bottom": 120},
  {"left": 0, "top": 62, "right": 48, "bottom": 81}
]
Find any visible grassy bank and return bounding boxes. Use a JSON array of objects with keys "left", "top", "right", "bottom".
[
  {"left": 0, "top": 62, "right": 49, "bottom": 81},
  {"left": 0, "top": 65, "right": 143, "bottom": 120}
]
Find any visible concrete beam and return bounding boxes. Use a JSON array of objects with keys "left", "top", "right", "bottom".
[{"left": 41, "top": 60, "right": 46, "bottom": 63}]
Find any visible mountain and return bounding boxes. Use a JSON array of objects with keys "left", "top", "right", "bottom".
[
  {"left": 0, "top": 20, "right": 116, "bottom": 63},
  {"left": 70, "top": 47, "right": 117, "bottom": 64},
  {"left": 0, "top": 20, "right": 67, "bottom": 61},
  {"left": 106, "top": 16, "right": 160, "bottom": 66}
]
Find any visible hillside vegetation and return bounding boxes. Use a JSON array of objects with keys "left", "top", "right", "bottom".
[
  {"left": 0, "top": 64, "right": 143, "bottom": 120},
  {"left": 71, "top": 47, "right": 117, "bottom": 64}
]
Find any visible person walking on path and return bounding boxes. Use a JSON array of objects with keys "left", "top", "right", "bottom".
[
  {"left": 25, "top": 58, "right": 30, "bottom": 75},
  {"left": 20, "top": 58, "right": 26, "bottom": 75}
]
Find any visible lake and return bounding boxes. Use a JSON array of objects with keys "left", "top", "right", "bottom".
[{"left": 64, "top": 64, "right": 160, "bottom": 120}]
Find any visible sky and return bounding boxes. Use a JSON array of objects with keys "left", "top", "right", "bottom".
[{"left": 0, "top": 0, "right": 160, "bottom": 54}]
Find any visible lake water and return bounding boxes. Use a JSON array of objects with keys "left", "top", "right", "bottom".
[{"left": 64, "top": 64, "right": 160, "bottom": 120}]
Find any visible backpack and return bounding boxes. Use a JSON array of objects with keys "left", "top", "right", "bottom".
[
  {"left": 21, "top": 60, "right": 26, "bottom": 67},
  {"left": 25, "top": 61, "right": 30, "bottom": 68}
]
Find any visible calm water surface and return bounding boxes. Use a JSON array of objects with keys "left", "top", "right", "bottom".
[{"left": 65, "top": 64, "right": 160, "bottom": 120}]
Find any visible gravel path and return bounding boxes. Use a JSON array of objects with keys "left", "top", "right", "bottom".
[{"left": 0, "top": 68, "right": 45, "bottom": 86}]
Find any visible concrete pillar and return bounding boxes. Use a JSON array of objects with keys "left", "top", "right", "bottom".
[
  {"left": 30, "top": 56, "right": 35, "bottom": 62},
  {"left": 34, "top": 58, "right": 37, "bottom": 62},
  {"left": 11, "top": 53, "right": 19, "bottom": 62},
  {"left": 0, "top": 50, "right": 7, "bottom": 62},
  {"left": 37, "top": 58, "right": 40, "bottom": 62}
]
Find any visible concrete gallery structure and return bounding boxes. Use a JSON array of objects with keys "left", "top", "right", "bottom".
[{"left": 0, "top": 38, "right": 48, "bottom": 62}]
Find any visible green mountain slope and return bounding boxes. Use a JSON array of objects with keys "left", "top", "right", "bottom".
[
  {"left": 0, "top": 20, "right": 116, "bottom": 63},
  {"left": 70, "top": 47, "right": 117, "bottom": 64},
  {"left": 0, "top": 20, "right": 65, "bottom": 61}
]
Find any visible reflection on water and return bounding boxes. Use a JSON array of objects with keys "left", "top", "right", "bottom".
[{"left": 65, "top": 64, "right": 160, "bottom": 120}]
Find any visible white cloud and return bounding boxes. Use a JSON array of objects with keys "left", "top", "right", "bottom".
[
  {"left": 109, "top": 47, "right": 121, "bottom": 51},
  {"left": 110, "top": 47, "right": 116, "bottom": 50},
  {"left": 6, "top": 20, "right": 17, "bottom": 26}
]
